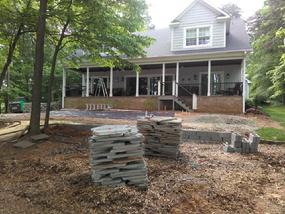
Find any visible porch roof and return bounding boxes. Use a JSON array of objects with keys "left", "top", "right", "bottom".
[{"left": 73, "top": 59, "right": 242, "bottom": 73}]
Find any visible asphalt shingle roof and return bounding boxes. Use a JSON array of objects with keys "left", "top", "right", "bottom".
[{"left": 140, "top": 17, "right": 251, "bottom": 58}]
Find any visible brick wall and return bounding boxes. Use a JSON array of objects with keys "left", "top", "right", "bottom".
[
  {"left": 196, "top": 96, "right": 243, "bottom": 114},
  {"left": 65, "top": 96, "right": 159, "bottom": 111}
]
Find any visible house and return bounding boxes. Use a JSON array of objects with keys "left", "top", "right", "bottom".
[{"left": 62, "top": 0, "right": 251, "bottom": 114}]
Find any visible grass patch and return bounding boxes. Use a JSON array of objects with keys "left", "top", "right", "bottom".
[
  {"left": 258, "top": 105, "right": 285, "bottom": 142},
  {"left": 262, "top": 105, "right": 285, "bottom": 128},
  {"left": 257, "top": 128, "right": 285, "bottom": 142}
]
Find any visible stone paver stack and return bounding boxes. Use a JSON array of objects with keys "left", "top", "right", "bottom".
[
  {"left": 137, "top": 117, "right": 182, "bottom": 159},
  {"left": 224, "top": 133, "right": 260, "bottom": 154},
  {"left": 89, "top": 125, "right": 148, "bottom": 188}
]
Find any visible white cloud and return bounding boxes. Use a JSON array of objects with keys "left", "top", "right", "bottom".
[{"left": 146, "top": 0, "right": 265, "bottom": 28}]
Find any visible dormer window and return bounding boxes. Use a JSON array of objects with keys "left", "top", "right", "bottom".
[{"left": 184, "top": 26, "right": 212, "bottom": 48}]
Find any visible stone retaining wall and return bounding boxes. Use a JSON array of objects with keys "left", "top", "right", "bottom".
[{"left": 182, "top": 129, "right": 232, "bottom": 143}]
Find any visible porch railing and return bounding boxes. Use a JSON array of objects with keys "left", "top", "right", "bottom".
[
  {"left": 65, "top": 81, "right": 243, "bottom": 97},
  {"left": 211, "top": 82, "right": 243, "bottom": 96}
]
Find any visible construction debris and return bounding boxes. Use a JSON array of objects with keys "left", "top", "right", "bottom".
[
  {"left": 89, "top": 125, "right": 148, "bottom": 188},
  {"left": 137, "top": 117, "right": 182, "bottom": 159},
  {"left": 224, "top": 133, "right": 260, "bottom": 154}
]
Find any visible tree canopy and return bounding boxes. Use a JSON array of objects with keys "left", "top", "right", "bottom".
[
  {"left": 221, "top": 3, "right": 242, "bottom": 17},
  {"left": 247, "top": 0, "right": 285, "bottom": 103}
]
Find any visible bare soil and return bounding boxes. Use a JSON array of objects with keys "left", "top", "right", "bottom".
[{"left": 0, "top": 125, "right": 284, "bottom": 214}]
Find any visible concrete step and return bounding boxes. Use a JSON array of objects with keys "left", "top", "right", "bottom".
[{"left": 174, "top": 98, "right": 192, "bottom": 112}]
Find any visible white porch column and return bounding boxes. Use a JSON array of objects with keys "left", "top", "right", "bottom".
[
  {"left": 136, "top": 71, "right": 139, "bottom": 97},
  {"left": 109, "top": 67, "right": 113, "bottom": 97},
  {"left": 176, "top": 62, "right": 179, "bottom": 97},
  {"left": 158, "top": 80, "right": 161, "bottom": 96},
  {"left": 62, "top": 68, "right": 66, "bottom": 109},
  {"left": 207, "top": 60, "right": 211, "bottom": 96},
  {"left": 86, "top": 67, "right": 90, "bottom": 97},
  {"left": 162, "top": 63, "right": 165, "bottom": 96},
  {"left": 172, "top": 80, "right": 175, "bottom": 96},
  {"left": 242, "top": 58, "right": 247, "bottom": 113},
  {"left": 82, "top": 73, "right": 86, "bottom": 97}
]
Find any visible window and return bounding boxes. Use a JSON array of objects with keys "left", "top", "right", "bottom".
[{"left": 185, "top": 26, "right": 211, "bottom": 47}]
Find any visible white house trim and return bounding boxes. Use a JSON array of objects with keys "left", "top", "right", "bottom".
[
  {"left": 162, "top": 63, "right": 166, "bottom": 96},
  {"left": 242, "top": 57, "right": 247, "bottom": 113},
  {"left": 135, "top": 71, "right": 139, "bottom": 97},
  {"left": 170, "top": 28, "right": 174, "bottom": 51},
  {"left": 86, "top": 67, "right": 90, "bottom": 97},
  {"left": 207, "top": 60, "right": 211, "bottom": 96},
  {"left": 109, "top": 67, "right": 113, "bottom": 97},
  {"left": 62, "top": 68, "right": 66, "bottom": 108},
  {"left": 223, "top": 21, "right": 227, "bottom": 47}
]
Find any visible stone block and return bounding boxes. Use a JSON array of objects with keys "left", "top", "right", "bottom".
[
  {"left": 223, "top": 144, "right": 236, "bottom": 153},
  {"left": 231, "top": 133, "right": 242, "bottom": 148}
]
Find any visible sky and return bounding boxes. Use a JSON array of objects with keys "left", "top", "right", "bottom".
[{"left": 145, "top": 0, "right": 265, "bottom": 28}]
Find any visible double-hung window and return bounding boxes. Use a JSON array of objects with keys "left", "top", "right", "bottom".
[{"left": 185, "top": 26, "right": 211, "bottom": 47}]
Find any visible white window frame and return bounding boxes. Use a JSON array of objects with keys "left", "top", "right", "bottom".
[{"left": 183, "top": 25, "right": 213, "bottom": 48}]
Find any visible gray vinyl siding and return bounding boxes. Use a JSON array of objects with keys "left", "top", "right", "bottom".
[{"left": 172, "top": 2, "right": 226, "bottom": 51}]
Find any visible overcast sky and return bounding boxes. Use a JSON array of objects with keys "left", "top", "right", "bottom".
[{"left": 146, "top": 0, "right": 265, "bottom": 28}]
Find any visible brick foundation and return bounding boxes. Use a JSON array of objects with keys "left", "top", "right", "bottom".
[
  {"left": 196, "top": 96, "right": 243, "bottom": 114},
  {"left": 65, "top": 96, "right": 159, "bottom": 111}
]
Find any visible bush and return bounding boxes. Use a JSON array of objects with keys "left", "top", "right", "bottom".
[
  {"left": 245, "top": 99, "right": 254, "bottom": 110},
  {"left": 251, "top": 95, "right": 267, "bottom": 108}
]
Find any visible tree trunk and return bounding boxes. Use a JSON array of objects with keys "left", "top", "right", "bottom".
[
  {"left": 44, "top": 20, "right": 69, "bottom": 131},
  {"left": 0, "top": 24, "right": 23, "bottom": 90},
  {"left": 29, "top": 0, "right": 48, "bottom": 135}
]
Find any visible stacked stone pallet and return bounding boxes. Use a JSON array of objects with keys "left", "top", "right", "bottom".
[
  {"left": 137, "top": 117, "right": 182, "bottom": 159},
  {"left": 89, "top": 125, "right": 148, "bottom": 188},
  {"left": 224, "top": 133, "right": 260, "bottom": 154}
]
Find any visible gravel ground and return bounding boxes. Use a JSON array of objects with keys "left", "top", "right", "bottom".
[
  {"left": 1, "top": 111, "right": 260, "bottom": 136},
  {"left": 180, "top": 113, "right": 258, "bottom": 135},
  {"left": 0, "top": 125, "right": 284, "bottom": 214}
]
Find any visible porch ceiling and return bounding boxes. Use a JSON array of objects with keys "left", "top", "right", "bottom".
[{"left": 69, "top": 59, "right": 242, "bottom": 73}]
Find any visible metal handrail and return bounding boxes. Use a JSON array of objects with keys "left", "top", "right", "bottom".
[{"left": 175, "top": 82, "right": 193, "bottom": 96}]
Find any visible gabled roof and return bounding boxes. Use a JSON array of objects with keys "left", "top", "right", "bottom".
[
  {"left": 140, "top": 17, "right": 251, "bottom": 58},
  {"left": 172, "top": 0, "right": 230, "bottom": 23}
]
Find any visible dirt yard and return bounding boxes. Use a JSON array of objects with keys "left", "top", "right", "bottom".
[{"left": 0, "top": 125, "right": 284, "bottom": 214}]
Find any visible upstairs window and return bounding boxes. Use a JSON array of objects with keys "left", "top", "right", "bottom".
[{"left": 185, "top": 26, "right": 211, "bottom": 47}]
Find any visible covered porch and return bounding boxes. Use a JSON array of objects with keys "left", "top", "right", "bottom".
[{"left": 62, "top": 58, "right": 246, "bottom": 113}]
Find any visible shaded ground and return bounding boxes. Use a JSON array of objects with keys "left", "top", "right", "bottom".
[{"left": 0, "top": 125, "right": 284, "bottom": 214}]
